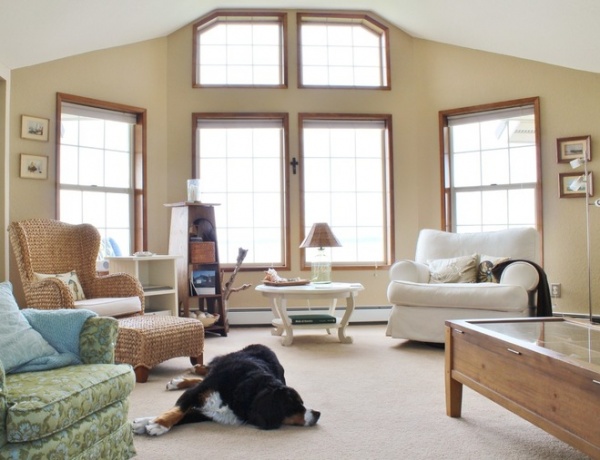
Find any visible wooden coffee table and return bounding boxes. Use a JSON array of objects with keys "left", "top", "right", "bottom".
[
  {"left": 256, "top": 282, "right": 364, "bottom": 346},
  {"left": 445, "top": 317, "right": 600, "bottom": 458}
]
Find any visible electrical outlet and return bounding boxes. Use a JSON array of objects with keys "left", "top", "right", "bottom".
[{"left": 550, "top": 283, "right": 561, "bottom": 298}]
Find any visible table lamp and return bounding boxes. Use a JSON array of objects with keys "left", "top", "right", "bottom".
[{"left": 300, "top": 222, "right": 341, "bottom": 283}]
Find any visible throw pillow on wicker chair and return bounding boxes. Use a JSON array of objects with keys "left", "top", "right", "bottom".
[{"left": 34, "top": 270, "right": 86, "bottom": 300}]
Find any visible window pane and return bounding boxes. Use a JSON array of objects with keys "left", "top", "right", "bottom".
[
  {"left": 299, "top": 15, "right": 388, "bottom": 88},
  {"left": 59, "top": 104, "right": 135, "bottom": 257},
  {"left": 195, "top": 15, "right": 284, "bottom": 86},
  {"left": 196, "top": 117, "right": 287, "bottom": 266},
  {"left": 447, "top": 105, "right": 539, "bottom": 232},
  {"left": 301, "top": 117, "right": 391, "bottom": 265}
]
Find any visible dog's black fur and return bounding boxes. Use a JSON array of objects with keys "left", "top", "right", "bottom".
[{"left": 134, "top": 344, "right": 320, "bottom": 435}]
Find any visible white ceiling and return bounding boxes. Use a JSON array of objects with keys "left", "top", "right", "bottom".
[{"left": 1, "top": 0, "right": 600, "bottom": 73}]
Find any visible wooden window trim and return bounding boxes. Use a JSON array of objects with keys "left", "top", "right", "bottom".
[
  {"left": 438, "top": 96, "right": 543, "bottom": 260},
  {"left": 55, "top": 92, "right": 147, "bottom": 252},
  {"left": 192, "top": 112, "right": 291, "bottom": 270},
  {"left": 192, "top": 10, "right": 288, "bottom": 89},
  {"left": 298, "top": 112, "right": 395, "bottom": 270},
  {"left": 297, "top": 12, "right": 391, "bottom": 90}
]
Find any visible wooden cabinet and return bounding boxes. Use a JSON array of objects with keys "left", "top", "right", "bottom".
[
  {"left": 165, "top": 202, "right": 228, "bottom": 336},
  {"left": 107, "top": 255, "right": 178, "bottom": 316}
]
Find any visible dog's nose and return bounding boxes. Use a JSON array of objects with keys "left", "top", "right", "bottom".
[{"left": 305, "top": 409, "right": 320, "bottom": 426}]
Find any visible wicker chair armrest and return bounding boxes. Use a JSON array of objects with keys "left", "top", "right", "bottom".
[
  {"left": 87, "top": 273, "right": 144, "bottom": 311},
  {"left": 25, "top": 278, "right": 75, "bottom": 309},
  {"left": 79, "top": 316, "right": 119, "bottom": 364}
]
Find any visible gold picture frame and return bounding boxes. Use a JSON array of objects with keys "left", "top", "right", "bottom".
[
  {"left": 557, "top": 135, "right": 591, "bottom": 163},
  {"left": 559, "top": 171, "right": 593, "bottom": 198},
  {"left": 21, "top": 115, "right": 49, "bottom": 141},
  {"left": 20, "top": 154, "right": 48, "bottom": 180}
]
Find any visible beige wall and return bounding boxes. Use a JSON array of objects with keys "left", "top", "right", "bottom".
[
  {"left": 5, "top": 10, "right": 600, "bottom": 314},
  {"left": 7, "top": 39, "right": 169, "bottom": 303},
  {"left": 0, "top": 66, "right": 8, "bottom": 280}
]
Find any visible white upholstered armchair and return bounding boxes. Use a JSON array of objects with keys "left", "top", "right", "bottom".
[{"left": 386, "top": 228, "right": 548, "bottom": 343}]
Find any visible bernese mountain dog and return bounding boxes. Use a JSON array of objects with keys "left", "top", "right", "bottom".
[{"left": 133, "top": 344, "right": 320, "bottom": 436}]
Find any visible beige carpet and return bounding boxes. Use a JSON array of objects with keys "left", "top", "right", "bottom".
[{"left": 129, "top": 325, "right": 587, "bottom": 459}]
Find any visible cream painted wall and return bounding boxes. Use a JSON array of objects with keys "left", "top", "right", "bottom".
[
  {"left": 0, "top": 68, "right": 8, "bottom": 280},
  {"left": 5, "top": 10, "right": 600, "bottom": 315},
  {"left": 164, "top": 12, "right": 412, "bottom": 309},
  {"left": 412, "top": 41, "right": 600, "bottom": 316},
  {"left": 8, "top": 39, "right": 169, "bottom": 303}
]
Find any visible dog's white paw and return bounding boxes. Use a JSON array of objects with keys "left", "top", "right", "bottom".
[
  {"left": 132, "top": 416, "right": 155, "bottom": 435},
  {"left": 145, "top": 421, "right": 171, "bottom": 436},
  {"left": 166, "top": 377, "right": 185, "bottom": 390},
  {"left": 132, "top": 416, "right": 171, "bottom": 436}
]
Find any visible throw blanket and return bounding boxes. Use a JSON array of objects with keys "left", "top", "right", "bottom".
[
  {"left": 18, "top": 309, "right": 97, "bottom": 372},
  {"left": 492, "top": 260, "right": 553, "bottom": 317}
]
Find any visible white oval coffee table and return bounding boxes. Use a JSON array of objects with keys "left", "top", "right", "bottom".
[{"left": 255, "top": 282, "right": 364, "bottom": 346}]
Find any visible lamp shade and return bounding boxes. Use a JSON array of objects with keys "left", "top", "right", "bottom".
[{"left": 299, "top": 223, "right": 342, "bottom": 249}]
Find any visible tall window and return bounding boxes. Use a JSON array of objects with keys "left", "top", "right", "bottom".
[
  {"left": 440, "top": 97, "right": 542, "bottom": 233},
  {"left": 298, "top": 13, "right": 390, "bottom": 89},
  {"left": 299, "top": 114, "right": 394, "bottom": 268},
  {"left": 193, "top": 114, "right": 289, "bottom": 267},
  {"left": 57, "top": 94, "right": 146, "bottom": 257},
  {"left": 193, "top": 11, "right": 287, "bottom": 87}
]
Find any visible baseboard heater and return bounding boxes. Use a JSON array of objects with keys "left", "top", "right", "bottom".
[{"left": 228, "top": 306, "right": 391, "bottom": 326}]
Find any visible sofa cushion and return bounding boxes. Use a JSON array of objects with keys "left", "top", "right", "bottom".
[
  {"left": 0, "top": 281, "right": 59, "bottom": 373},
  {"left": 5, "top": 363, "right": 134, "bottom": 443},
  {"left": 387, "top": 279, "right": 528, "bottom": 312},
  {"left": 74, "top": 296, "right": 142, "bottom": 317},
  {"left": 427, "top": 254, "right": 478, "bottom": 283}
]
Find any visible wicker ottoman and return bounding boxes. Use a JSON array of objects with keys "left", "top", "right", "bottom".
[{"left": 115, "top": 315, "right": 204, "bottom": 383}]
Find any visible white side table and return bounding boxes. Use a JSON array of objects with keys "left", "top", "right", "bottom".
[
  {"left": 107, "top": 255, "right": 179, "bottom": 316},
  {"left": 255, "top": 282, "right": 364, "bottom": 346}
]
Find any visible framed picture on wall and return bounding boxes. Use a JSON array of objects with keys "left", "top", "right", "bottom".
[
  {"left": 559, "top": 171, "right": 593, "bottom": 198},
  {"left": 20, "top": 115, "right": 50, "bottom": 141},
  {"left": 557, "top": 135, "right": 591, "bottom": 163},
  {"left": 20, "top": 154, "right": 48, "bottom": 179}
]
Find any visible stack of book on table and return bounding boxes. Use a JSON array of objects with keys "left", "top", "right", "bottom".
[{"left": 289, "top": 314, "right": 337, "bottom": 325}]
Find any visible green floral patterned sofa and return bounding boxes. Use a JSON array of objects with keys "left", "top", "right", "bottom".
[{"left": 0, "top": 290, "right": 136, "bottom": 459}]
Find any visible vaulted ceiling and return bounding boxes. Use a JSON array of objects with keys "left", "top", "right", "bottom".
[{"left": 1, "top": 0, "right": 599, "bottom": 73}]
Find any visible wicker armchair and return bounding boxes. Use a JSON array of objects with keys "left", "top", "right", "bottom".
[{"left": 9, "top": 219, "right": 144, "bottom": 317}]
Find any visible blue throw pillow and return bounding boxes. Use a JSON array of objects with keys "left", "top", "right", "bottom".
[{"left": 0, "top": 281, "right": 59, "bottom": 373}]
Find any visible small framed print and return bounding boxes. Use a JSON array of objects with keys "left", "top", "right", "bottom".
[
  {"left": 20, "top": 154, "right": 48, "bottom": 180},
  {"left": 559, "top": 171, "right": 593, "bottom": 198},
  {"left": 557, "top": 135, "right": 591, "bottom": 163},
  {"left": 21, "top": 115, "right": 49, "bottom": 141}
]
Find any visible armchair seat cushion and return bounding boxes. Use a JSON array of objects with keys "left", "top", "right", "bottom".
[
  {"left": 74, "top": 296, "right": 141, "bottom": 317},
  {"left": 5, "top": 363, "right": 134, "bottom": 443},
  {"left": 387, "top": 280, "right": 528, "bottom": 312}
]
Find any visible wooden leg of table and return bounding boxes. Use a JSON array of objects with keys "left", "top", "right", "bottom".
[
  {"left": 445, "top": 326, "right": 463, "bottom": 417},
  {"left": 134, "top": 366, "right": 150, "bottom": 383},
  {"left": 190, "top": 354, "right": 203, "bottom": 366}
]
